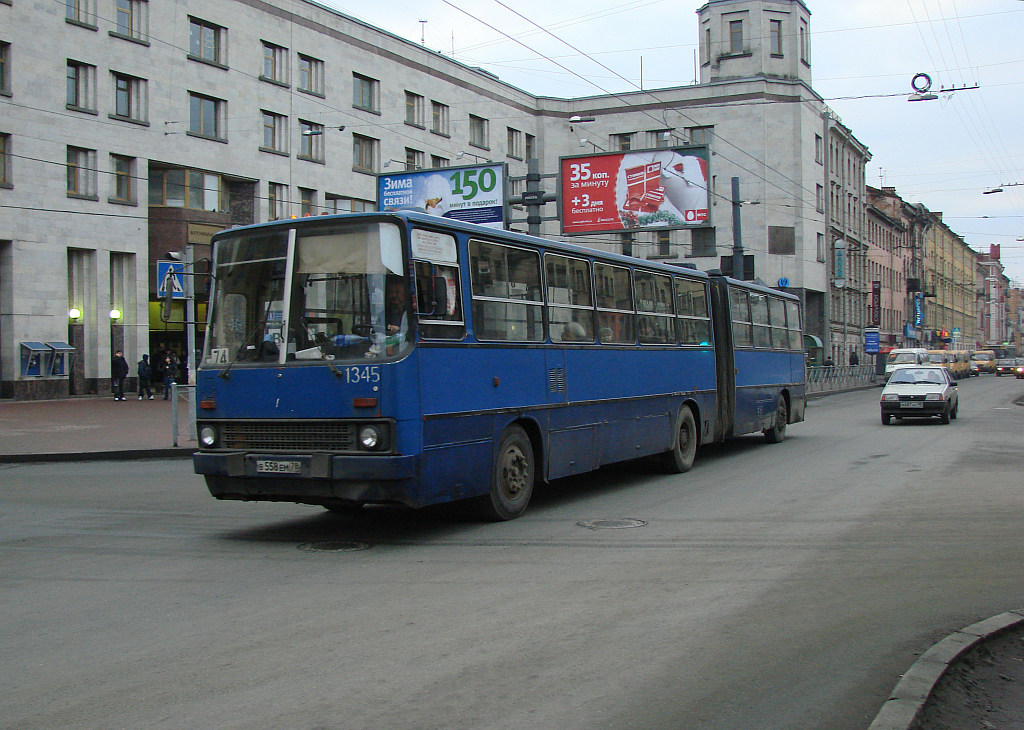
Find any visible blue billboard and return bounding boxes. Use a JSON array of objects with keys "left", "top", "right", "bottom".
[{"left": 377, "top": 163, "right": 507, "bottom": 229}]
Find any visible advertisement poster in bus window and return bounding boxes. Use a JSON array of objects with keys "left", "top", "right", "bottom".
[
  {"left": 377, "top": 164, "right": 507, "bottom": 229},
  {"left": 559, "top": 148, "right": 710, "bottom": 235}
]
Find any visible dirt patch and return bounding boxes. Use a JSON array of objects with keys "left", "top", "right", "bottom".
[{"left": 911, "top": 623, "right": 1024, "bottom": 729}]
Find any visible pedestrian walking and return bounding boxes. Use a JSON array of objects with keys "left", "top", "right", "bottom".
[
  {"left": 849, "top": 350, "right": 859, "bottom": 366},
  {"left": 823, "top": 355, "right": 834, "bottom": 367},
  {"left": 111, "top": 350, "right": 130, "bottom": 400},
  {"left": 137, "top": 354, "right": 153, "bottom": 399},
  {"left": 162, "top": 355, "right": 178, "bottom": 400}
]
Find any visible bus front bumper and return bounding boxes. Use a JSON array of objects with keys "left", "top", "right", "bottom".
[{"left": 193, "top": 451, "right": 420, "bottom": 506}]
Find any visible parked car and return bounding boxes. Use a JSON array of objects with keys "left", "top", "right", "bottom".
[
  {"left": 880, "top": 364, "right": 959, "bottom": 425},
  {"left": 1017, "top": 358, "right": 1024, "bottom": 379},
  {"left": 994, "top": 358, "right": 1020, "bottom": 376}
]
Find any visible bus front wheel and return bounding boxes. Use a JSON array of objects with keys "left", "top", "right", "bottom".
[
  {"left": 662, "top": 406, "right": 697, "bottom": 473},
  {"left": 478, "top": 425, "right": 535, "bottom": 521},
  {"left": 764, "top": 397, "right": 788, "bottom": 444}
]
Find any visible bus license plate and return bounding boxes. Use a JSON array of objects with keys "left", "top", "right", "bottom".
[
  {"left": 256, "top": 459, "right": 302, "bottom": 474},
  {"left": 901, "top": 402, "right": 924, "bottom": 408}
]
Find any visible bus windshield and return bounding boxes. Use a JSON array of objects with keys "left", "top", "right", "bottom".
[{"left": 205, "top": 220, "right": 411, "bottom": 366}]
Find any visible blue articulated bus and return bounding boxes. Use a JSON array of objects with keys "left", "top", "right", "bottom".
[{"left": 193, "top": 211, "right": 805, "bottom": 520}]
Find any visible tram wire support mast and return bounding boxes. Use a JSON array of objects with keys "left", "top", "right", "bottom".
[{"left": 509, "top": 158, "right": 559, "bottom": 236}]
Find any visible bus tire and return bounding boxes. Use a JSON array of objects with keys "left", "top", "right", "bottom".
[
  {"left": 764, "top": 397, "right": 788, "bottom": 444},
  {"left": 478, "top": 425, "right": 535, "bottom": 521},
  {"left": 662, "top": 406, "right": 697, "bottom": 473}
]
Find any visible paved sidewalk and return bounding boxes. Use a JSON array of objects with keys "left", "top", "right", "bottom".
[{"left": 0, "top": 394, "right": 194, "bottom": 462}]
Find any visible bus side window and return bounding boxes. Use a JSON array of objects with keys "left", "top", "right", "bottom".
[{"left": 414, "top": 260, "right": 465, "bottom": 339}]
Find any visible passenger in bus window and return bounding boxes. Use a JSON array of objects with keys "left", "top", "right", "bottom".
[{"left": 385, "top": 277, "right": 409, "bottom": 336}]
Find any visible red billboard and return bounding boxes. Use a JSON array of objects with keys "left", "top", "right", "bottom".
[{"left": 559, "top": 147, "right": 710, "bottom": 235}]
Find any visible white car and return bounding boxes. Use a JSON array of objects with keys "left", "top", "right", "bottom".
[{"left": 880, "top": 364, "right": 959, "bottom": 425}]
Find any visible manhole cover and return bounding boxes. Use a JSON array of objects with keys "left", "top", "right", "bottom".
[
  {"left": 297, "top": 540, "right": 372, "bottom": 552},
  {"left": 576, "top": 518, "right": 647, "bottom": 530}
]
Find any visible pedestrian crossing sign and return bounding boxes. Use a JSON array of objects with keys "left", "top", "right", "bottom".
[{"left": 157, "top": 261, "right": 185, "bottom": 299}]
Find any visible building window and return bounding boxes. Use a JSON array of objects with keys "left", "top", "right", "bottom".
[
  {"left": 325, "top": 196, "right": 373, "bottom": 214},
  {"left": 189, "top": 18, "right": 224, "bottom": 65},
  {"left": 613, "top": 133, "right": 633, "bottom": 151},
  {"left": 66, "top": 146, "right": 97, "bottom": 198},
  {"left": 691, "top": 227, "right": 716, "bottom": 257},
  {"left": 112, "top": 72, "right": 147, "bottom": 123},
  {"left": 649, "top": 130, "right": 673, "bottom": 148},
  {"left": 507, "top": 127, "right": 522, "bottom": 159},
  {"left": 299, "top": 120, "right": 324, "bottom": 162},
  {"left": 770, "top": 19, "right": 783, "bottom": 56},
  {"left": 299, "top": 188, "right": 315, "bottom": 217},
  {"left": 703, "top": 26, "right": 711, "bottom": 65},
  {"left": 0, "top": 43, "right": 9, "bottom": 96},
  {"left": 431, "top": 101, "right": 450, "bottom": 136},
  {"left": 66, "top": 60, "right": 96, "bottom": 112},
  {"left": 352, "top": 134, "right": 377, "bottom": 173},
  {"left": 815, "top": 134, "right": 823, "bottom": 164},
  {"left": 65, "top": 0, "right": 95, "bottom": 26},
  {"left": 431, "top": 155, "right": 450, "bottom": 168},
  {"left": 0, "top": 133, "right": 11, "bottom": 187},
  {"left": 817, "top": 232, "right": 825, "bottom": 262},
  {"left": 729, "top": 19, "right": 744, "bottom": 54},
  {"left": 261, "top": 111, "right": 287, "bottom": 153},
  {"left": 113, "top": 0, "right": 147, "bottom": 42},
  {"left": 687, "top": 125, "right": 713, "bottom": 146},
  {"left": 800, "top": 21, "right": 809, "bottom": 64},
  {"left": 768, "top": 226, "right": 795, "bottom": 255},
  {"left": 188, "top": 92, "right": 224, "bottom": 140},
  {"left": 525, "top": 133, "right": 536, "bottom": 160},
  {"left": 469, "top": 115, "right": 489, "bottom": 149},
  {"left": 261, "top": 41, "right": 288, "bottom": 85},
  {"left": 656, "top": 230, "right": 671, "bottom": 256},
  {"left": 403, "top": 148, "right": 423, "bottom": 170},
  {"left": 405, "top": 91, "right": 424, "bottom": 127},
  {"left": 816, "top": 184, "right": 824, "bottom": 213},
  {"left": 110, "top": 154, "right": 135, "bottom": 203},
  {"left": 620, "top": 233, "right": 633, "bottom": 257},
  {"left": 297, "top": 54, "right": 323, "bottom": 96},
  {"left": 268, "top": 182, "right": 287, "bottom": 220},
  {"left": 353, "top": 73, "right": 379, "bottom": 113},
  {"left": 148, "top": 168, "right": 225, "bottom": 211}
]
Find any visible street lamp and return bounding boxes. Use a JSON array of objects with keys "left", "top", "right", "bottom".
[{"left": 456, "top": 150, "right": 489, "bottom": 163}]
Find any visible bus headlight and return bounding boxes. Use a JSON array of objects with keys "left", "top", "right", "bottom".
[
  {"left": 199, "top": 425, "right": 219, "bottom": 448},
  {"left": 359, "top": 425, "right": 381, "bottom": 450}
]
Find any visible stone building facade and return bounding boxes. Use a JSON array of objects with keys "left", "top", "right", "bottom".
[{"left": 3, "top": 0, "right": 849, "bottom": 398}]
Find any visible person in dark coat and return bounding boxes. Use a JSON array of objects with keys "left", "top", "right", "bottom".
[
  {"left": 111, "top": 350, "right": 130, "bottom": 400},
  {"left": 162, "top": 355, "right": 178, "bottom": 400},
  {"left": 137, "top": 354, "right": 153, "bottom": 399}
]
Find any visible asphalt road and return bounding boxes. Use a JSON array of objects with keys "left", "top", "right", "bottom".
[{"left": 2, "top": 376, "right": 1022, "bottom": 729}]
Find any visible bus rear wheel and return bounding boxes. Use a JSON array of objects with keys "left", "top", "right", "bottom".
[
  {"left": 662, "top": 406, "right": 697, "bottom": 473},
  {"left": 478, "top": 425, "right": 535, "bottom": 521},
  {"left": 764, "top": 397, "right": 788, "bottom": 443}
]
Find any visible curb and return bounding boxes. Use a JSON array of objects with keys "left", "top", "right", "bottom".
[
  {"left": 0, "top": 448, "right": 194, "bottom": 464},
  {"left": 867, "top": 609, "right": 1024, "bottom": 729}
]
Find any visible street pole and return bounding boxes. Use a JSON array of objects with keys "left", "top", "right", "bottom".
[
  {"left": 184, "top": 244, "right": 197, "bottom": 384},
  {"left": 731, "top": 176, "right": 744, "bottom": 281}
]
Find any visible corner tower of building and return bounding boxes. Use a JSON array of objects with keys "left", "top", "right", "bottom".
[{"left": 697, "top": 0, "right": 812, "bottom": 85}]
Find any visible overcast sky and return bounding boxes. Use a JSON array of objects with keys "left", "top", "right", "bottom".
[{"left": 321, "top": 0, "right": 1024, "bottom": 284}]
